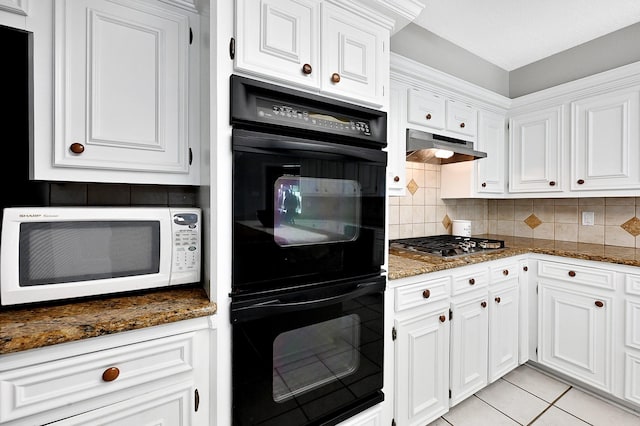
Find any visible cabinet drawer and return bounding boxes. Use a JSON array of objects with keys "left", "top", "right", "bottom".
[
  {"left": 537, "top": 261, "right": 615, "bottom": 290},
  {"left": 407, "top": 88, "right": 446, "bottom": 130},
  {"left": 452, "top": 268, "right": 488, "bottom": 296},
  {"left": 395, "top": 276, "right": 451, "bottom": 312},
  {"left": 490, "top": 262, "right": 519, "bottom": 284},
  {"left": 0, "top": 332, "right": 196, "bottom": 423},
  {"left": 626, "top": 274, "right": 640, "bottom": 295},
  {"left": 446, "top": 100, "right": 477, "bottom": 137}
]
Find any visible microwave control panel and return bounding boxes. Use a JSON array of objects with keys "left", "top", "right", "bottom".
[{"left": 171, "top": 211, "right": 201, "bottom": 280}]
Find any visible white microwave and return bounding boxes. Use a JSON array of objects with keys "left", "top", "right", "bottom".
[{"left": 0, "top": 207, "right": 201, "bottom": 306}]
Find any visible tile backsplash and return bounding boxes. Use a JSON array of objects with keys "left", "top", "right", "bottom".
[{"left": 389, "top": 161, "right": 640, "bottom": 248}]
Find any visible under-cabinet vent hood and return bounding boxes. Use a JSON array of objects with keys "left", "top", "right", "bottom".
[{"left": 406, "top": 129, "right": 487, "bottom": 165}]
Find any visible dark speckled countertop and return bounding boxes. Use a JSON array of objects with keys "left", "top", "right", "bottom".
[
  {"left": 0, "top": 285, "right": 217, "bottom": 355},
  {"left": 388, "top": 234, "right": 640, "bottom": 280}
]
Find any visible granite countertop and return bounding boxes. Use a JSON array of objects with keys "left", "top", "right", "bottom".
[
  {"left": 0, "top": 286, "right": 217, "bottom": 355},
  {"left": 388, "top": 234, "right": 640, "bottom": 280}
]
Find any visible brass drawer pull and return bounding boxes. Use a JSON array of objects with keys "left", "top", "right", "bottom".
[
  {"left": 439, "top": 315, "right": 446, "bottom": 323},
  {"left": 481, "top": 301, "right": 487, "bottom": 308},
  {"left": 331, "top": 73, "right": 341, "bottom": 83},
  {"left": 503, "top": 269, "right": 509, "bottom": 276},
  {"left": 568, "top": 271, "right": 576, "bottom": 277},
  {"left": 495, "top": 297, "right": 501, "bottom": 303},
  {"left": 425, "top": 113, "right": 432, "bottom": 120},
  {"left": 423, "top": 289, "right": 431, "bottom": 299},
  {"left": 302, "top": 63, "right": 312, "bottom": 74},
  {"left": 469, "top": 278, "right": 475, "bottom": 285},
  {"left": 70, "top": 143, "right": 85, "bottom": 154},
  {"left": 595, "top": 300, "right": 604, "bottom": 308}
]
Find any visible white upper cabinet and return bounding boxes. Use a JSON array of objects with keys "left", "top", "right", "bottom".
[
  {"left": 476, "top": 110, "right": 506, "bottom": 194},
  {"left": 446, "top": 99, "right": 477, "bottom": 138},
  {"left": 509, "top": 106, "right": 563, "bottom": 193},
  {"left": 32, "top": 0, "right": 201, "bottom": 185},
  {"left": 387, "top": 83, "right": 406, "bottom": 195},
  {"left": 571, "top": 87, "right": 640, "bottom": 191},
  {"left": 407, "top": 88, "right": 446, "bottom": 130},
  {"left": 234, "top": 0, "right": 320, "bottom": 90},
  {"left": 234, "top": 0, "right": 390, "bottom": 107}
]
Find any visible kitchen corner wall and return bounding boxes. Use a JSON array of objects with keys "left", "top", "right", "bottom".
[
  {"left": 388, "top": 161, "right": 489, "bottom": 240},
  {"left": 389, "top": 161, "right": 640, "bottom": 248}
]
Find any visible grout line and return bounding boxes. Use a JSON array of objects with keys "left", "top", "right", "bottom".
[
  {"left": 526, "top": 386, "right": 578, "bottom": 426},
  {"left": 471, "top": 393, "right": 525, "bottom": 426}
]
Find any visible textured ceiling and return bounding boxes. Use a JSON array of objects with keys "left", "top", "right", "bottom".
[{"left": 412, "top": 0, "right": 640, "bottom": 71}]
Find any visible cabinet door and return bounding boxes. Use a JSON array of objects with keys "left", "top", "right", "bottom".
[
  {"left": 488, "top": 282, "right": 519, "bottom": 382},
  {"left": 476, "top": 110, "right": 505, "bottom": 193},
  {"left": 571, "top": 88, "right": 640, "bottom": 190},
  {"left": 387, "top": 83, "right": 406, "bottom": 195},
  {"left": 509, "top": 106, "right": 563, "bottom": 192},
  {"left": 394, "top": 307, "right": 450, "bottom": 426},
  {"left": 50, "top": 382, "right": 197, "bottom": 425},
  {"left": 450, "top": 292, "right": 488, "bottom": 406},
  {"left": 446, "top": 100, "right": 477, "bottom": 138},
  {"left": 407, "top": 88, "right": 446, "bottom": 130},
  {"left": 53, "top": 0, "right": 194, "bottom": 179},
  {"left": 538, "top": 283, "right": 613, "bottom": 392},
  {"left": 235, "top": 0, "right": 319, "bottom": 89},
  {"left": 320, "top": 2, "right": 387, "bottom": 107}
]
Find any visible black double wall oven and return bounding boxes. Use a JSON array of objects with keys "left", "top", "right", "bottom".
[{"left": 230, "top": 75, "right": 387, "bottom": 426}]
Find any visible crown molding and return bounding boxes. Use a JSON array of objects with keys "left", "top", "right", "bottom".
[{"left": 390, "top": 52, "right": 511, "bottom": 112}]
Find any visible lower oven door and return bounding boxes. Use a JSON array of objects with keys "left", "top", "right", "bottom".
[{"left": 231, "top": 275, "right": 385, "bottom": 426}]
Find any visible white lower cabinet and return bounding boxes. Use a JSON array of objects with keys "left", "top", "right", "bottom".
[
  {"left": 537, "top": 259, "right": 615, "bottom": 393},
  {"left": 449, "top": 289, "right": 488, "bottom": 406},
  {"left": 391, "top": 257, "right": 525, "bottom": 425},
  {"left": 393, "top": 275, "right": 451, "bottom": 426},
  {"left": 624, "top": 275, "right": 640, "bottom": 405},
  {"left": 0, "top": 317, "right": 212, "bottom": 426},
  {"left": 488, "top": 263, "right": 520, "bottom": 383}
]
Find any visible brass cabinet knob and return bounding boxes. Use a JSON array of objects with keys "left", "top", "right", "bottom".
[
  {"left": 425, "top": 113, "right": 432, "bottom": 120},
  {"left": 469, "top": 278, "right": 475, "bottom": 285},
  {"left": 495, "top": 297, "right": 501, "bottom": 303},
  {"left": 503, "top": 269, "right": 509, "bottom": 276},
  {"left": 70, "top": 143, "right": 85, "bottom": 154},
  {"left": 102, "top": 367, "right": 120, "bottom": 382},
  {"left": 481, "top": 301, "right": 487, "bottom": 308},
  {"left": 549, "top": 181, "right": 556, "bottom": 186},
  {"left": 423, "top": 289, "right": 431, "bottom": 299},
  {"left": 302, "top": 63, "right": 312, "bottom": 74},
  {"left": 439, "top": 315, "right": 446, "bottom": 323},
  {"left": 568, "top": 270, "right": 576, "bottom": 277},
  {"left": 393, "top": 176, "right": 400, "bottom": 182},
  {"left": 459, "top": 122, "right": 465, "bottom": 128},
  {"left": 481, "top": 182, "right": 487, "bottom": 188},
  {"left": 331, "top": 73, "right": 341, "bottom": 83},
  {"left": 595, "top": 300, "right": 604, "bottom": 308},
  {"left": 523, "top": 266, "right": 528, "bottom": 272},
  {"left": 577, "top": 179, "right": 585, "bottom": 185}
]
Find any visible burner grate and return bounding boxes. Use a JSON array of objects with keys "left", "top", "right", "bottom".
[{"left": 390, "top": 235, "right": 505, "bottom": 257}]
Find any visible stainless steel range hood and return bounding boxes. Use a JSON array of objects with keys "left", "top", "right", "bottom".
[{"left": 406, "top": 129, "right": 487, "bottom": 165}]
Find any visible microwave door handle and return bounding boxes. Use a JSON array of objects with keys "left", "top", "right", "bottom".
[{"left": 234, "top": 281, "right": 383, "bottom": 319}]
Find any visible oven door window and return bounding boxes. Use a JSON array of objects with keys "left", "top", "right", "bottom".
[
  {"left": 273, "top": 177, "right": 360, "bottom": 247},
  {"left": 273, "top": 314, "right": 360, "bottom": 402}
]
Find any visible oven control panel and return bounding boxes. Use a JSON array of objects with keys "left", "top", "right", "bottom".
[{"left": 256, "top": 100, "right": 372, "bottom": 136}]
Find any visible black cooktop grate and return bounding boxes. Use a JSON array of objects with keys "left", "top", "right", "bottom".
[{"left": 390, "top": 235, "right": 505, "bottom": 257}]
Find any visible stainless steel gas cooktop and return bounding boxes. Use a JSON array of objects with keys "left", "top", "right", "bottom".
[{"left": 390, "top": 235, "right": 505, "bottom": 257}]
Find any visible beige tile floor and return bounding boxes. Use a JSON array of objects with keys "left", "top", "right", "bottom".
[{"left": 428, "top": 364, "right": 640, "bottom": 426}]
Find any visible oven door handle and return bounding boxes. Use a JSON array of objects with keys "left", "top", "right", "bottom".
[
  {"left": 231, "top": 280, "right": 385, "bottom": 322},
  {"left": 233, "top": 129, "right": 387, "bottom": 163}
]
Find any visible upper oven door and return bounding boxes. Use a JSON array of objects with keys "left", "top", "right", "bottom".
[{"left": 232, "top": 128, "right": 387, "bottom": 294}]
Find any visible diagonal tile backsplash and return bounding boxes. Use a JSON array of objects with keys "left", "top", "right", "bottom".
[{"left": 389, "top": 161, "right": 640, "bottom": 248}]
